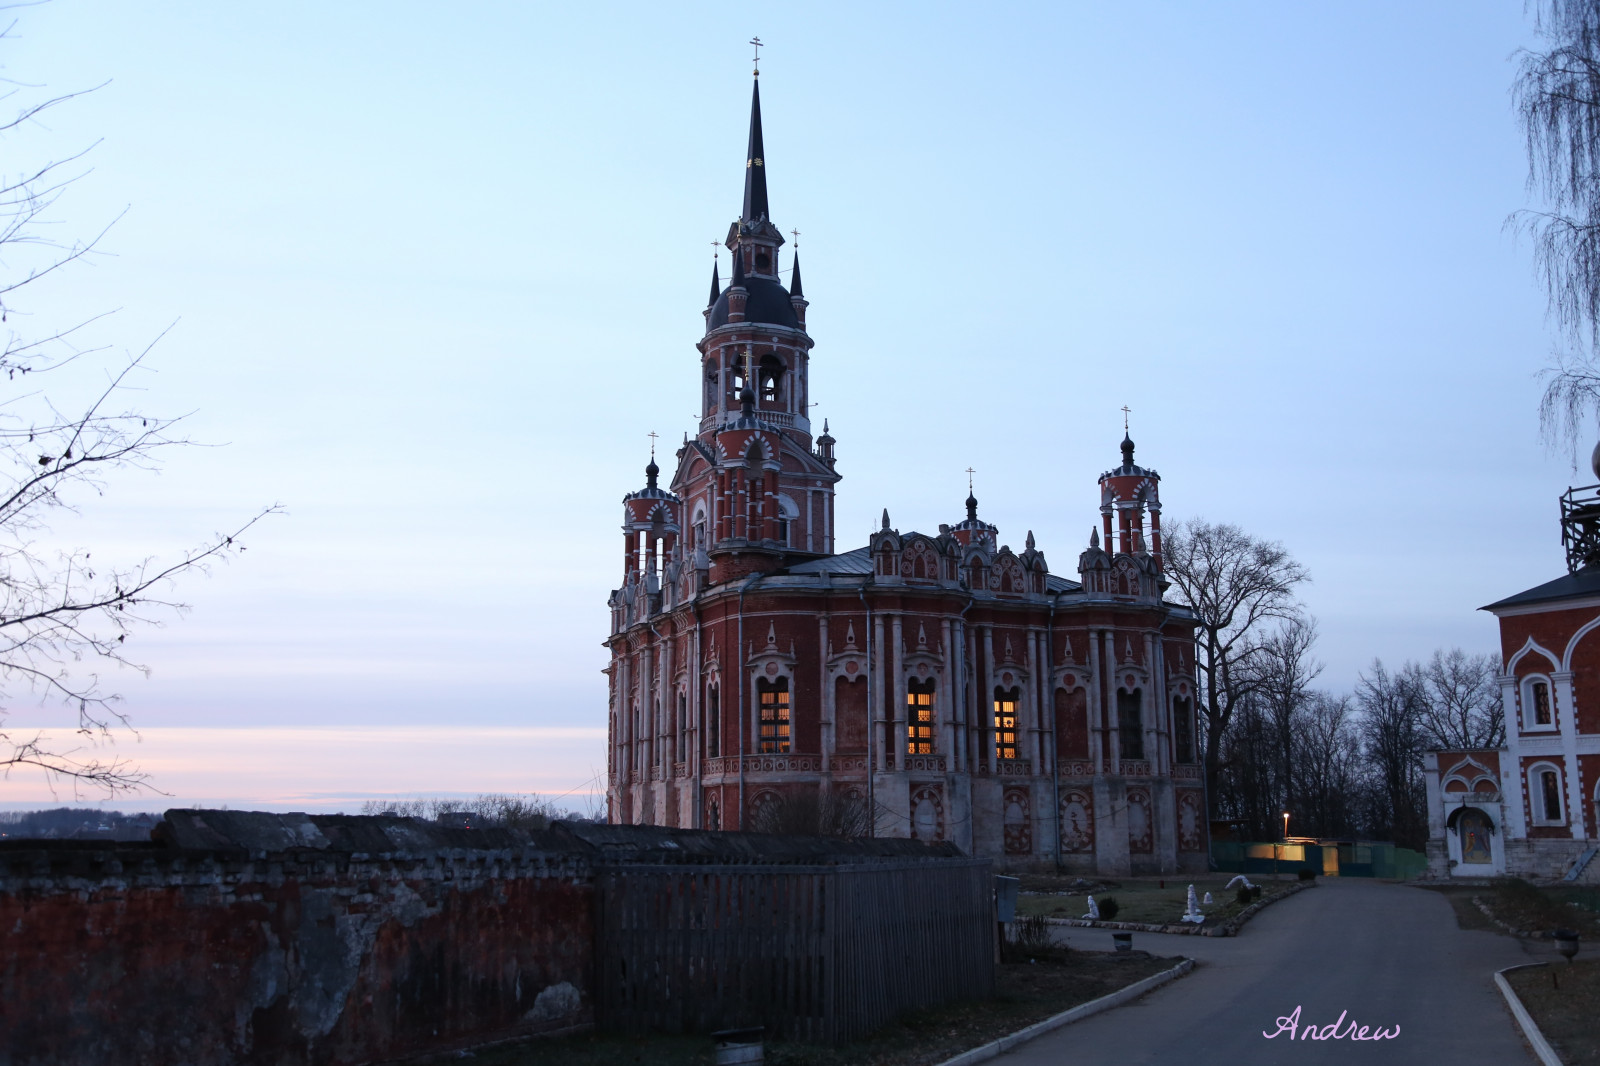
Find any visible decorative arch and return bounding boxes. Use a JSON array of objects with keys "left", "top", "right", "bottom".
[
  {"left": 1127, "top": 788, "right": 1153, "bottom": 853},
  {"left": 910, "top": 786, "right": 945, "bottom": 841},
  {"left": 1003, "top": 788, "right": 1032, "bottom": 854},
  {"left": 1563, "top": 612, "right": 1600, "bottom": 669},
  {"left": 1507, "top": 635, "right": 1560, "bottom": 674},
  {"left": 1059, "top": 788, "right": 1094, "bottom": 852}
]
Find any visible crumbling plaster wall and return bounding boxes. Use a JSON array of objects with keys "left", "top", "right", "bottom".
[{"left": 0, "top": 812, "right": 594, "bottom": 1066}]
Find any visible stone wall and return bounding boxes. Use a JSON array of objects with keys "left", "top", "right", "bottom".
[{"left": 0, "top": 810, "right": 595, "bottom": 1066}]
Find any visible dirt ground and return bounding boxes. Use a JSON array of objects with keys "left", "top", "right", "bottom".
[{"left": 1507, "top": 959, "right": 1600, "bottom": 1066}]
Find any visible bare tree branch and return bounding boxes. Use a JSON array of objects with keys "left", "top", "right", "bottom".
[{"left": 0, "top": 17, "right": 277, "bottom": 792}]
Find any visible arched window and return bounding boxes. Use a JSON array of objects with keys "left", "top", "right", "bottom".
[
  {"left": 757, "top": 676, "right": 791, "bottom": 754},
  {"left": 1173, "top": 695, "right": 1194, "bottom": 763},
  {"left": 759, "top": 354, "right": 783, "bottom": 402},
  {"left": 706, "top": 685, "right": 720, "bottom": 758},
  {"left": 1119, "top": 688, "right": 1144, "bottom": 760},
  {"left": 907, "top": 678, "right": 936, "bottom": 754},
  {"left": 1533, "top": 764, "right": 1565, "bottom": 824},
  {"left": 1526, "top": 678, "right": 1555, "bottom": 728},
  {"left": 777, "top": 494, "right": 798, "bottom": 549},
  {"left": 706, "top": 796, "right": 720, "bottom": 831},
  {"left": 993, "top": 686, "right": 1020, "bottom": 761},
  {"left": 1519, "top": 673, "right": 1557, "bottom": 732}
]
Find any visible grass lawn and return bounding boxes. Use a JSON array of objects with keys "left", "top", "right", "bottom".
[
  {"left": 1013, "top": 875, "right": 1286, "bottom": 925},
  {"left": 1432, "top": 878, "right": 1600, "bottom": 938},
  {"left": 439, "top": 949, "right": 1179, "bottom": 1066},
  {"left": 1507, "top": 960, "right": 1600, "bottom": 1066}
]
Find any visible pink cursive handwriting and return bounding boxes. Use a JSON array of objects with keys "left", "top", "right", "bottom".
[{"left": 1263, "top": 1006, "right": 1400, "bottom": 1041}]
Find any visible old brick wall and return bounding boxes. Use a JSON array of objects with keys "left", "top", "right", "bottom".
[{"left": 0, "top": 812, "right": 595, "bottom": 1066}]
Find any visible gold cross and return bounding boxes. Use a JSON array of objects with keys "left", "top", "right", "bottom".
[
  {"left": 710, "top": 239, "right": 720, "bottom": 260},
  {"left": 790, "top": 228, "right": 800, "bottom": 248},
  {"left": 1121, "top": 405, "right": 1131, "bottom": 433},
  {"left": 965, "top": 467, "right": 976, "bottom": 494},
  {"left": 750, "top": 36, "right": 762, "bottom": 74},
  {"left": 647, "top": 430, "right": 659, "bottom": 459}
]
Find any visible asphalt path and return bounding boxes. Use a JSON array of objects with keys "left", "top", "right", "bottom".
[{"left": 999, "top": 878, "right": 1541, "bottom": 1065}]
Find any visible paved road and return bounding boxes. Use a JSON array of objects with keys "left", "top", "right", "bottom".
[{"left": 1001, "top": 878, "right": 1540, "bottom": 1065}]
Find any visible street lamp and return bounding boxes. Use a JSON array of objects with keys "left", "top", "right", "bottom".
[{"left": 1280, "top": 811, "right": 1290, "bottom": 879}]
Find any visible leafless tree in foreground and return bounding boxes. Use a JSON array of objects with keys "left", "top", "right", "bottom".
[
  {"left": 1161, "top": 519, "right": 1310, "bottom": 819},
  {"left": 1511, "top": 1, "right": 1600, "bottom": 452},
  {"left": 0, "top": 17, "right": 275, "bottom": 795}
]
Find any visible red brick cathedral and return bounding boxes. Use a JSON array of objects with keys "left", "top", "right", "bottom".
[{"left": 605, "top": 70, "right": 1206, "bottom": 874}]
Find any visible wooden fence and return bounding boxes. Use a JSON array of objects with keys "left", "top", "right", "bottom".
[{"left": 595, "top": 858, "right": 994, "bottom": 1043}]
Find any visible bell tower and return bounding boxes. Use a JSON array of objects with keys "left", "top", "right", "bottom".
[{"left": 669, "top": 61, "right": 840, "bottom": 570}]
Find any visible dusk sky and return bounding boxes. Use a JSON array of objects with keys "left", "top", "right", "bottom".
[{"left": 0, "top": 2, "right": 1574, "bottom": 812}]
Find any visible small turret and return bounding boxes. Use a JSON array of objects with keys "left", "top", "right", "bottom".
[{"left": 816, "top": 417, "right": 835, "bottom": 466}]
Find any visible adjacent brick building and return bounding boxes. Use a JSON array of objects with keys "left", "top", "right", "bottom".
[
  {"left": 1425, "top": 466, "right": 1600, "bottom": 880},
  {"left": 605, "top": 69, "right": 1206, "bottom": 875}
]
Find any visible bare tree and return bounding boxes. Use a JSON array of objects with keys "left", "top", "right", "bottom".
[
  {"left": 1511, "top": 1, "right": 1600, "bottom": 449},
  {"left": 1355, "top": 660, "right": 1429, "bottom": 850},
  {"left": 1417, "top": 648, "right": 1505, "bottom": 750},
  {"left": 1293, "top": 693, "right": 1366, "bottom": 840},
  {"left": 0, "top": 19, "right": 274, "bottom": 794},
  {"left": 1162, "top": 520, "right": 1310, "bottom": 819},
  {"left": 1252, "top": 616, "right": 1322, "bottom": 822},
  {"left": 745, "top": 789, "right": 874, "bottom": 837}
]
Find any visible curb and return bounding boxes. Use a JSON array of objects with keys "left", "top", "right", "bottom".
[
  {"left": 1041, "top": 879, "right": 1316, "bottom": 937},
  {"left": 1494, "top": 963, "right": 1565, "bottom": 1066},
  {"left": 931, "top": 958, "right": 1195, "bottom": 1066}
]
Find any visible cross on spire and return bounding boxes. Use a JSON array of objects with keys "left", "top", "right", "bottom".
[
  {"left": 710, "top": 239, "right": 720, "bottom": 260},
  {"left": 750, "top": 36, "right": 762, "bottom": 74},
  {"left": 647, "top": 430, "right": 659, "bottom": 459},
  {"left": 790, "top": 227, "right": 800, "bottom": 248},
  {"left": 966, "top": 467, "right": 976, "bottom": 494},
  {"left": 1121, "top": 405, "right": 1131, "bottom": 434}
]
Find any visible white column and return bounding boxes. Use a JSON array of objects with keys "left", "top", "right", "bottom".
[{"left": 1553, "top": 670, "right": 1584, "bottom": 839}]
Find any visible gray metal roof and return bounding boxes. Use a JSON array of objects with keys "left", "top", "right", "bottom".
[
  {"left": 786, "top": 546, "right": 872, "bottom": 575},
  {"left": 1482, "top": 565, "right": 1600, "bottom": 612}
]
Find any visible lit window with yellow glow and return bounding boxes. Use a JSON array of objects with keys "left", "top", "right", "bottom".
[
  {"left": 907, "top": 679, "right": 936, "bottom": 754},
  {"left": 758, "top": 677, "right": 790, "bottom": 754},
  {"left": 993, "top": 687, "right": 1019, "bottom": 761}
]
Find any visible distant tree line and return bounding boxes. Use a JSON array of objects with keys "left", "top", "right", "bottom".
[
  {"left": 0, "top": 807, "right": 159, "bottom": 841},
  {"left": 357, "top": 792, "right": 603, "bottom": 828},
  {"left": 1165, "top": 521, "right": 1504, "bottom": 851}
]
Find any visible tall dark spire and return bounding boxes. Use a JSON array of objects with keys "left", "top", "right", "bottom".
[
  {"left": 707, "top": 259, "right": 721, "bottom": 306},
  {"left": 789, "top": 252, "right": 803, "bottom": 298},
  {"left": 742, "top": 76, "right": 769, "bottom": 222},
  {"left": 730, "top": 238, "right": 747, "bottom": 288}
]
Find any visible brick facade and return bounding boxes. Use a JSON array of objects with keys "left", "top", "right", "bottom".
[{"left": 604, "top": 72, "right": 1204, "bottom": 875}]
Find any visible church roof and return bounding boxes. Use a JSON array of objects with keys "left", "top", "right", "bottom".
[
  {"left": 1482, "top": 565, "right": 1600, "bottom": 612},
  {"left": 708, "top": 275, "right": 801, "bottom": 330},
  {"left": 782, "top": 546, "right": 1086, "bottom": 593},
  {"left": 786, "top": 546, "right": 872, "bottom": 575}
]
